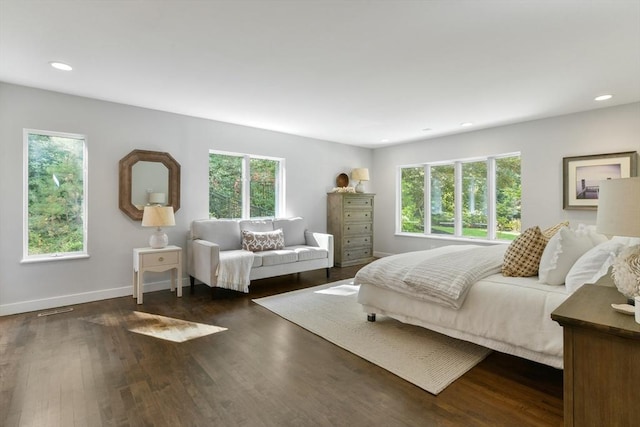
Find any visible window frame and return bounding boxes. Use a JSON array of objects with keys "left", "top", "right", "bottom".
[
  {"left": 22, "top": 128, "right": 89, "bottom": 263},
  {"left": 397, "top": 152, "right": 520, "bottom": 242},
  {"left": 208, "top": 149, "right": 285, "bottom": 219}
]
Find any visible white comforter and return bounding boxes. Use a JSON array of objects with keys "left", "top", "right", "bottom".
[
  {"left": 355, "top": 245, "right": 570, "bottom": 368},
  {"left": 356, "top": 244, "right": 506, "bottom": 309}
]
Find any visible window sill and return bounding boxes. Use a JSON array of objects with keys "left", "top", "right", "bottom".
[
  {"left": 394, "top": 232, "right": 511, "bottom": 245},
  {"left": 21, "top": 253, "right": 90, "bottom": 264}
]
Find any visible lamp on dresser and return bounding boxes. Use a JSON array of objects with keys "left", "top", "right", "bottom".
[
  {"left": 351, "top": 168, "right": 369, "bottom": 193},
  {"left": 596, "top": 177, "right": 640, "bottom": 301},
  {"left": 142, "top": 205, "right": 175, "bottom": 248}
]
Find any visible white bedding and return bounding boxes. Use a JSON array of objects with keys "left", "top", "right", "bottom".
[
  {"left": 357, "top": 244, "right": 506, "bottom": 309},
  {"left": 355, "top": 246, "right": 570, "bottom": 368}
]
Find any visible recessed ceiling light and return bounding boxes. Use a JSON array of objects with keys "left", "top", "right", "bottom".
[
  {"left": 594, "top": 94, "right": 613, "bottom": 101},
  {"left": 461, "top": 122, "right": 473, "bottom": 127},
  {"left": 50, "top": 61, "right": 73, "bottom": 71},
  {"left": 381, "top": 139, "right": 390, "bottom": 143}
]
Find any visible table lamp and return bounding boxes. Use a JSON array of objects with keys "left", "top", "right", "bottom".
[
  {"left": 596, "top": 177, "right": 640, "bottom": 300},
  {"left": 351, "top": 168, "right": 370, "bottom": 193},
  {"left": 142, "top": 206, "right": 175, "bottom": 248},
  {"left": 148, "top": 192, "right": 166, "bottom": 205}
]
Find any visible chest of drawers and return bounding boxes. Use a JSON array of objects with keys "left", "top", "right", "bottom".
[{"left": 327, "top": 193, "right": 374, "bottom": 267}]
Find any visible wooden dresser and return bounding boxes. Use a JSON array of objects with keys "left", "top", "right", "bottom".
[
  {"left": 551, "top": 285, "right": 640, "bottom": 426},
  {"left": 327, "top": 193, "right": 374, "bottom": 267}
]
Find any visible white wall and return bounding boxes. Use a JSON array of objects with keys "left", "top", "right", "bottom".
[
  {"left": 0, "top": 83, "right": 372, "bottom": 315},
  {"left": 372, "top": 102, "right": 640, "bottom": 256}
]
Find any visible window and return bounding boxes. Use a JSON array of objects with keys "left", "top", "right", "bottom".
[
  {"left": 24, "top": 129, "right": 88, "bottom": 260},
  {"left": 209, "top": 150, "right": 284, "bottom": 219},
  {"left": 399, "top": 153, "right": 520, "bottom": 241}
]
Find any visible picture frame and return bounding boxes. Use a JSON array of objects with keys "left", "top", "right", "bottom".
[{"left": 563, "top": 151, "right": 637, "bottom": 210}]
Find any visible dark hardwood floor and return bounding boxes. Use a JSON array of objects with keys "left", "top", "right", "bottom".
[{"left": 0, "top": 266, "right": 563, "bottom": 426}]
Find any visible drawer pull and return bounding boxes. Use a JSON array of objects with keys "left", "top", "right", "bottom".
[{"left": 159, "top": 256, "right": 164, "bottom": 262}]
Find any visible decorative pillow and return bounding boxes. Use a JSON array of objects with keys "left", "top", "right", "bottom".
[
  {"left": 502, "top": 226, "right": 549, "bottom": 277},
  {"left": 541, "top": 221, "right": 569, "bottom": 238},
  {"left": 501, "top": 222, "right": 567, "bottom": 277},
  {"left": 565, "top": 240, "right": 628, "bottom": 293},
  {"left": 538, "top": 226, "right": 605, "bottom": 285},
  {"left": 241, "top": 229, "right": 285, "bottom": 252},
  {"left": 273, "top": 217, "right": 307, "bottom": 247}
]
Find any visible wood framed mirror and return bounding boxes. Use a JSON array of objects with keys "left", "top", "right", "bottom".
[{"left": 119, "top": 149, "right": 181, "bottom": 221}]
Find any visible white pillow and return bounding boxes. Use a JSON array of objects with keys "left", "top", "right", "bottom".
[
  {"left": 564, "top": 240, "right": 628, "bottom": 293},
  {"left": 538, "top": 225, "right": 606, "bottom": 285}
]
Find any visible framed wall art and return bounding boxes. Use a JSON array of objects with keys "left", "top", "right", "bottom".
[{"left": 563, "top": 151, "right": 637, "bottom": 210}]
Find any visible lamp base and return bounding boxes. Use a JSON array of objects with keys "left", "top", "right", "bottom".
[
  {"left": 355, "top": 182, "right": 365, "bottom": 193},
  {"left": 149, "top": 228, "right": 168, "bottom": 248}
]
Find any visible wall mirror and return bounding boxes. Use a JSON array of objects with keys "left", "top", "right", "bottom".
[{"left": 119, "top": 149, "right": 181, "bottom": 221}]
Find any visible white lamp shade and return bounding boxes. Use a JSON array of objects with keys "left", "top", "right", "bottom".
[
  {"left": 148, "top": 192, "right": 166, "bottom": 204},
  {"left": 596, "top": 177, "right": 640, "bottom": 237},
  {"left": 142, "top": 206, "right": 175, "bottom": 227},
  {"left": 351, "top": 168, "right": 370, "bottom": 181}
]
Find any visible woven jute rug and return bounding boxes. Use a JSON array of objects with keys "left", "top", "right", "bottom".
[{"left": 253, "top": 279, "right": 491, "bottom": 395}]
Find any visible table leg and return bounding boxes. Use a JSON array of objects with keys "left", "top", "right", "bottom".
[
  {"left": 177, "top": 264, "right": 182, "bottom": 298},
  {"left": 132, "top": 270, "right": 138, "bottom": 299},
  {"left": 137, "top": 270, "right": 143, "bottom": 304}
]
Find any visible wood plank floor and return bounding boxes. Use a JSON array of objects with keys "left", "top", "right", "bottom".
[{"left": 0, "top": 266, "right": 563, "bottom": 426}]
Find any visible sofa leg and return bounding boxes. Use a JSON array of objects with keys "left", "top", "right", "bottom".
[
  {"left": 326, "top": 268, "right": 330, "bottom": 279},
  {"left": 367, "top": 313, "right": 376, "bottom": 322},
  {"left": 189, "top": 276, "right": 195, "bottom": 294}
]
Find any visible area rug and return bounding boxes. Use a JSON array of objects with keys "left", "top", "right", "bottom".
[
  {"left": 253, "top": 279, "right": 491, "bottom": 395},
  {"left": 82, "top": 311, "right": 227, "bottom": 343}
]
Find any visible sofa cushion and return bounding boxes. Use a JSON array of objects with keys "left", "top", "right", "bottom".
[
  {"left": 273, "top": 217, "right": 307, "bottom": 246},
  {"left": 192, "top": 219, "right": 241, "bottom": 250},
  {"left": 288, "top": 245, "right": 328, "bottom": 261},
  {"left": 242, "top": 229, "right": 285, "bottom": 252},
  {"left": 254, "top": 249, "right": 298, "bottom": 266},
  {"left": 239, "top": 219, "right": 274, "bottom": 232}
]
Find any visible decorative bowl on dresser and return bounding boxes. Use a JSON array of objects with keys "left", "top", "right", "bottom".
[{"left": 327, "top": 192, "right": 374, "bottom": 267}]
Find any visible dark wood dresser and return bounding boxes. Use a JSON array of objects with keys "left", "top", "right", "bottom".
[{"left": 551, "top": 285, "right": 640, "bottom": 426}]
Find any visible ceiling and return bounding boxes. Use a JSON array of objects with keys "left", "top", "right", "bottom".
[{"left": 1, "top": 1, "right": 639, "bottom": 148}]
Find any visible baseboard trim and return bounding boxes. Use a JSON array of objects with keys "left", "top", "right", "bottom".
[
  {"left": 373, "top": 251, "right": 393, "bottom": 258},
  {"left": 0, "top": 279, "right": 186, "bottom": 316}
]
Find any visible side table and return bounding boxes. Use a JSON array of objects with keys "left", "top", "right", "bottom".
[
  {"left": 133, "top": 245, "right": 182, "bottom": 304},
  {"left": 551, "top": 284, "right": 640, "bottom": 426}
]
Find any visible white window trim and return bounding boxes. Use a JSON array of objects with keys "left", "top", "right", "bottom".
[
  {"left": 22, "top": 128, "right": 89, "bottom": 262},
  {"left": 209, "top": 149, "right": 285, "bottom": 219},
  {"left": 398, "top": 152, "right": 520, "bottom": 242}
]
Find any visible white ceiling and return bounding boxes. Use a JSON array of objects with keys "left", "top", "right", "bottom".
[{"left": 1, "top": 1, "right": 639, "bottom": 148}]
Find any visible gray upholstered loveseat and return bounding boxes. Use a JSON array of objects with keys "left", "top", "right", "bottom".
[{"left": 187, "top": 217, "right": 334, "bottom": 293}]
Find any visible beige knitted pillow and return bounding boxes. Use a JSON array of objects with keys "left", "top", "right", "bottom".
[{"left": 502, "top": 226, "right": 548, "bottom": 277}]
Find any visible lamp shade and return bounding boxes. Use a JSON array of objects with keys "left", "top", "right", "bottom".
[
  {"left": 351, "top": 168, "right": 370, "bottom": 182},
  {"left": 596, "top": 177, "right": 640, "bottom": 237},
  {"left": 148, "top": 192, "right": 166, "bottom": 205},
  {"left": 142, "top": 206, "right": 175, "bottom": 228}
]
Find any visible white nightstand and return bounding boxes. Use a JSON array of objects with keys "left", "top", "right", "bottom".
[{"left": 133, "top": 245, "right": 182, "bottom": 304}]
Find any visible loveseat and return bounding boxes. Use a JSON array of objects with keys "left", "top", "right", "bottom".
[{"left": 187, "top": 217, "right": 334, "bottom": 293}]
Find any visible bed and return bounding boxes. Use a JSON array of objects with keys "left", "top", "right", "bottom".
[{"left": 355, "top": 230, "right": 635, "bottom": 369}]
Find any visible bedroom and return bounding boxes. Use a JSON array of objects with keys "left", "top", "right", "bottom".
[{"left": 1, "top": 1, "right": 639, "bottom": 425}]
